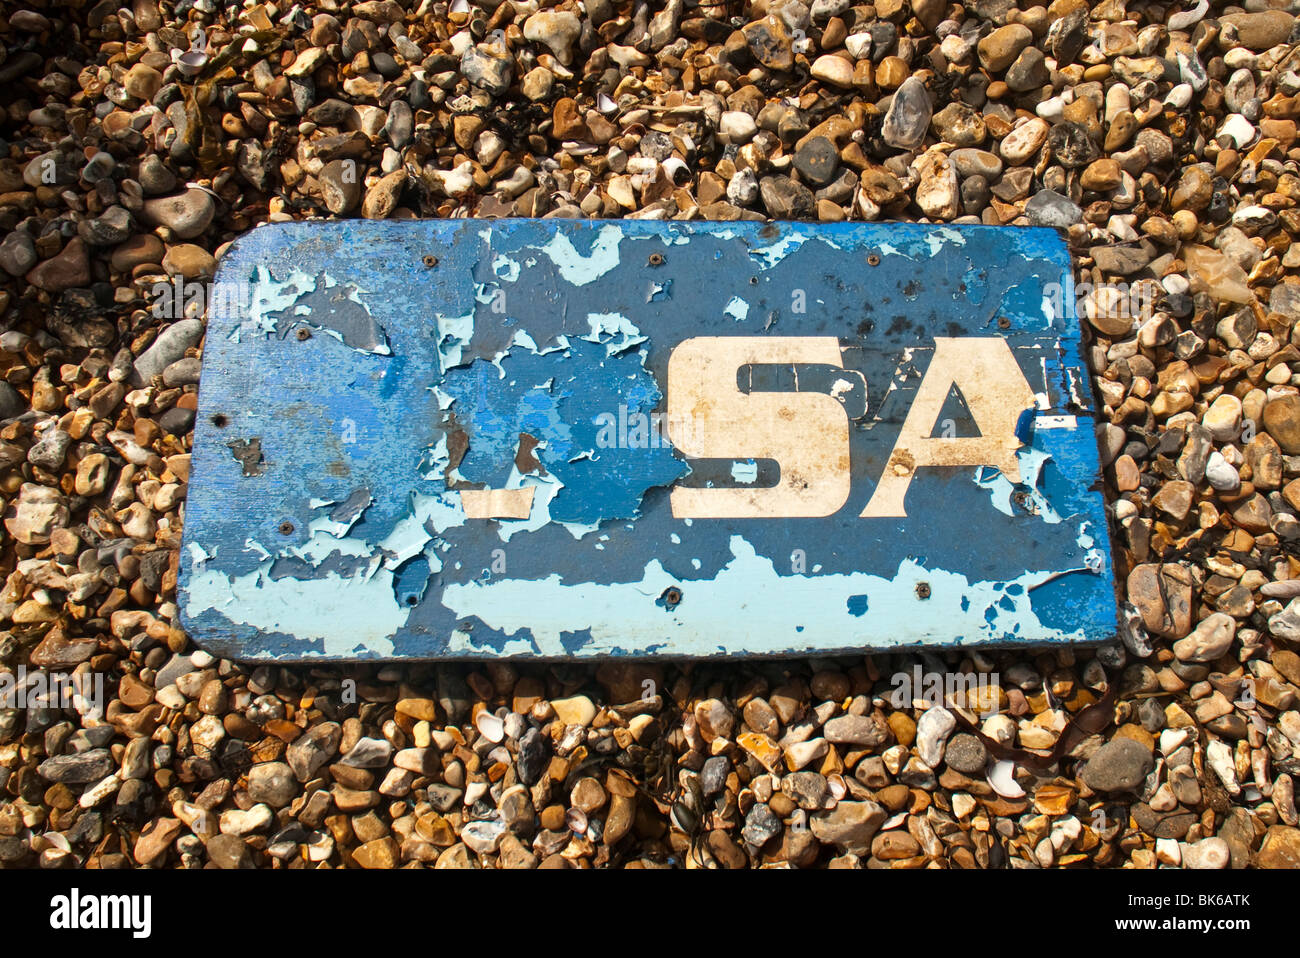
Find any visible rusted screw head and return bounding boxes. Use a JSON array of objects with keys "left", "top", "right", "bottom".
[
  {"left": 915, "top": 582, "right": 931, "bottom": 600},
  {"left": 279, "top": 521, "right": 295, "bottom": 535},
  {"left": 422, "top": 254, "right": 439, "bottom": 268},
  {"left": 661, "top": 586, "right": 683, "bottom": 609},
  {"left": 997, "top": 316, "right": 1011, "bottom": 329},
  {"left": 295, "top": 327, "right": 312, "bottom": 341},
  {"left": 867, "top": 253, "right": 881, "bottom": 266},
  {"left": 648, "top": 252, "right": 665, "bottom": 266}
]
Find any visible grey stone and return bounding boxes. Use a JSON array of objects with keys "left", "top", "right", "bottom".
[
  {"left": 792, "top": 136, "right": 839, "bottom": 186},
  {"left": 823, "top": 713, "right": 889, "bottom": 746},
  {"left": 810, "top": 0, "right": 849, "bottom": 21},
  {"left": 1269, "top": 599, "right": 1300, "bottom": 641},
  {"left": 1048, "top": 7, "right": 1088, "bottom": 63},
  {"left": 38, "top": 748, "right": 115, "bottom": 784},
  {"left": 950, "top": 148, "right": 1003, "bottom": 180},
  {"left": 28, "top": 430, "right": 71, "bottom": 471},
  {"left": 961, "top": 174, "right": 990, "bottom": 213},
  {"left": 741, "top": 802, "right": 782, "bottom": 846},
  {"left": 810, "top": 800, "right": 885, "bottom": 851},
  {"left": 140, "top": 158, "right": 177, "bottom": 200},
  {"left": 162, "top": 357, "right": 202, "bottom": 387},
  {"left": 1025, "top": 189, "right": 1083, "bottom": 227},
  {"left": 206, "top": 833, "right": 253, "bottom": 868},
  {"left": 436, "top": 665, "right": 471, "bottom": 720},
  {"left": 781, "top": 771, "right": 830, "bottom": 809},
  {"left": 159, "top": 406, "right": 196, "bottom": 436},
  {"left": 882, "top": 76, "right": 932, "bottom": 150},
  {"left": 385, "top": 100, "right": 413, "bottom": 150},
  {"left": 319, "top": 159, "right": 361, "bottom": 214},
  {"left": 1006, "top": 47, "right": 1049, "bottom": 92},
  {"left": 1091, "top": 241, "right": 1155, "bottom": 276},
  {"left": 700, "top": 755, "right": 730, "bottom": 796},
  {"left": 246, "top": 762, "right": 297, "bottom": 808},
  {"left": 426, "top": 783, "right": 463, "bottom": 812},
  {"left": 0, "top": 382, "right": 26, "bottom": 419},
  {"left": 142, "top": 188, "right": 216, "bottom": 239},
  {"left": 759, "top": 175, "right": 815, "bottom": 217},
  {"left": 340, "top": 736, "right": 393, "bottom": 768},
  {"left": 81, "top": 151, "right": 116, "bottom": 184},
  {"left": 23, "top": 150, "right": 75, "bottom": 187},
  {"left": 517, "top": 726, "right": 548, "bottom": 785},
  {"left": 287, "top": 722, "right": 341, "bottom": 781},
  {"left": 1082, "top": 738, "right": 1153, "bottom": 793},
  {"left": 1048, "top": 121, "right": 1100, "bottom": 168},
  {"left": 0, "top": 232, "right": 36, "bottom": 276},
  {"left": 943, "top": 732, "right": 988, "bottom": 774},
  {"left": 78, "top": 205, "right": 133, "bottom": 246},
  {"left": 1269, "top": 282, "right": 1300, "bottom": 320},
  {"left": 461, "top": 44, "right": 513, "bottom": 95},
  {"left": 132, "top": 319, "right": 203, "bottom": 386},
  {"left": 727, "top": 168, "right": 759, "bottom": 206}
]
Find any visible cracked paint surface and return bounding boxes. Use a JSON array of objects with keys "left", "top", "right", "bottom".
[
  {"left": 437, "top": 338, "right": 686, "bottom": 526},
  {"left": 179, "top": 220, "right": 1117, "bottom": 660}
]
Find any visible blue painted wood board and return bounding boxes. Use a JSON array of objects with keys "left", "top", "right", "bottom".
[{"left": 178, "top": 219, "right": 1119, "bottom": 660}]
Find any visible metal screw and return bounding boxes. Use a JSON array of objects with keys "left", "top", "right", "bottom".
[
  {"left": 279, "top": 521, "right": 294, "bottom": 535},
  {"left": 916, "top": 582, "right": 931, "bottom": 600},
  {"left": 867, "top": 253, "right": 881, "bottom": 266},
  {"left": 422, "top": 254, "right": 439, "bottom": 267},
  {"left": 296, "top": 327, "right": 312, "bottom": 341},
  {"left": 997, "top": 316, "right": 1011, "bottom": 329},
  {"left": 662, "top": 586, "right": 683, "bottom": 609},
  {"left": 648, "top": 252, "right": 665, "bottom": 266}
]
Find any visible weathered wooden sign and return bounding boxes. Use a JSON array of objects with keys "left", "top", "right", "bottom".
[{"left": 178, "top": 220, "right": 1117, "bottom": 660}]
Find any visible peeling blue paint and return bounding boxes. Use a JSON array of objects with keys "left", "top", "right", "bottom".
[{"left": 179, "top": 220, "right": 1117, "bottom": 660}]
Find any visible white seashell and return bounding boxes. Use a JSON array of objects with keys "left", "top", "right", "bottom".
[
  {"left": 475, "top": 711, "right": 504, "bottom": 743},
  {"left": 827, "top": 774, "right": 847, "bottom": 802},
  {"left": 988, "top": 759, "right": 1025, "bottom": 798},
  {"left": 175, "top": 48, "right": 209, "bottom": 77},
  {"left": 1168, "top": 0, "right": 1208, "bottom": 33}
]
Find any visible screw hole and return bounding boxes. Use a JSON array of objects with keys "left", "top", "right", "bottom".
[
  {"left": 210, "top": 413, "right": 228, "bottom": 428},
  {"left": 279, "top": 521, "right": 294, "bottom": 535},
  {"left": 748, "top": 275, "right": 758, "bottom": 285},
  {"left": 422, "top": 254, "right": 439, "bottom": 268}
]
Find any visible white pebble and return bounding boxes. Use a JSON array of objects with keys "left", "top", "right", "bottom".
[
  {"left": 1164, "top": 83, "right": 1193, "bottom": 108},
  {"left": 1217, "top": 114, "right": 1257, "bottom": 149}
]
